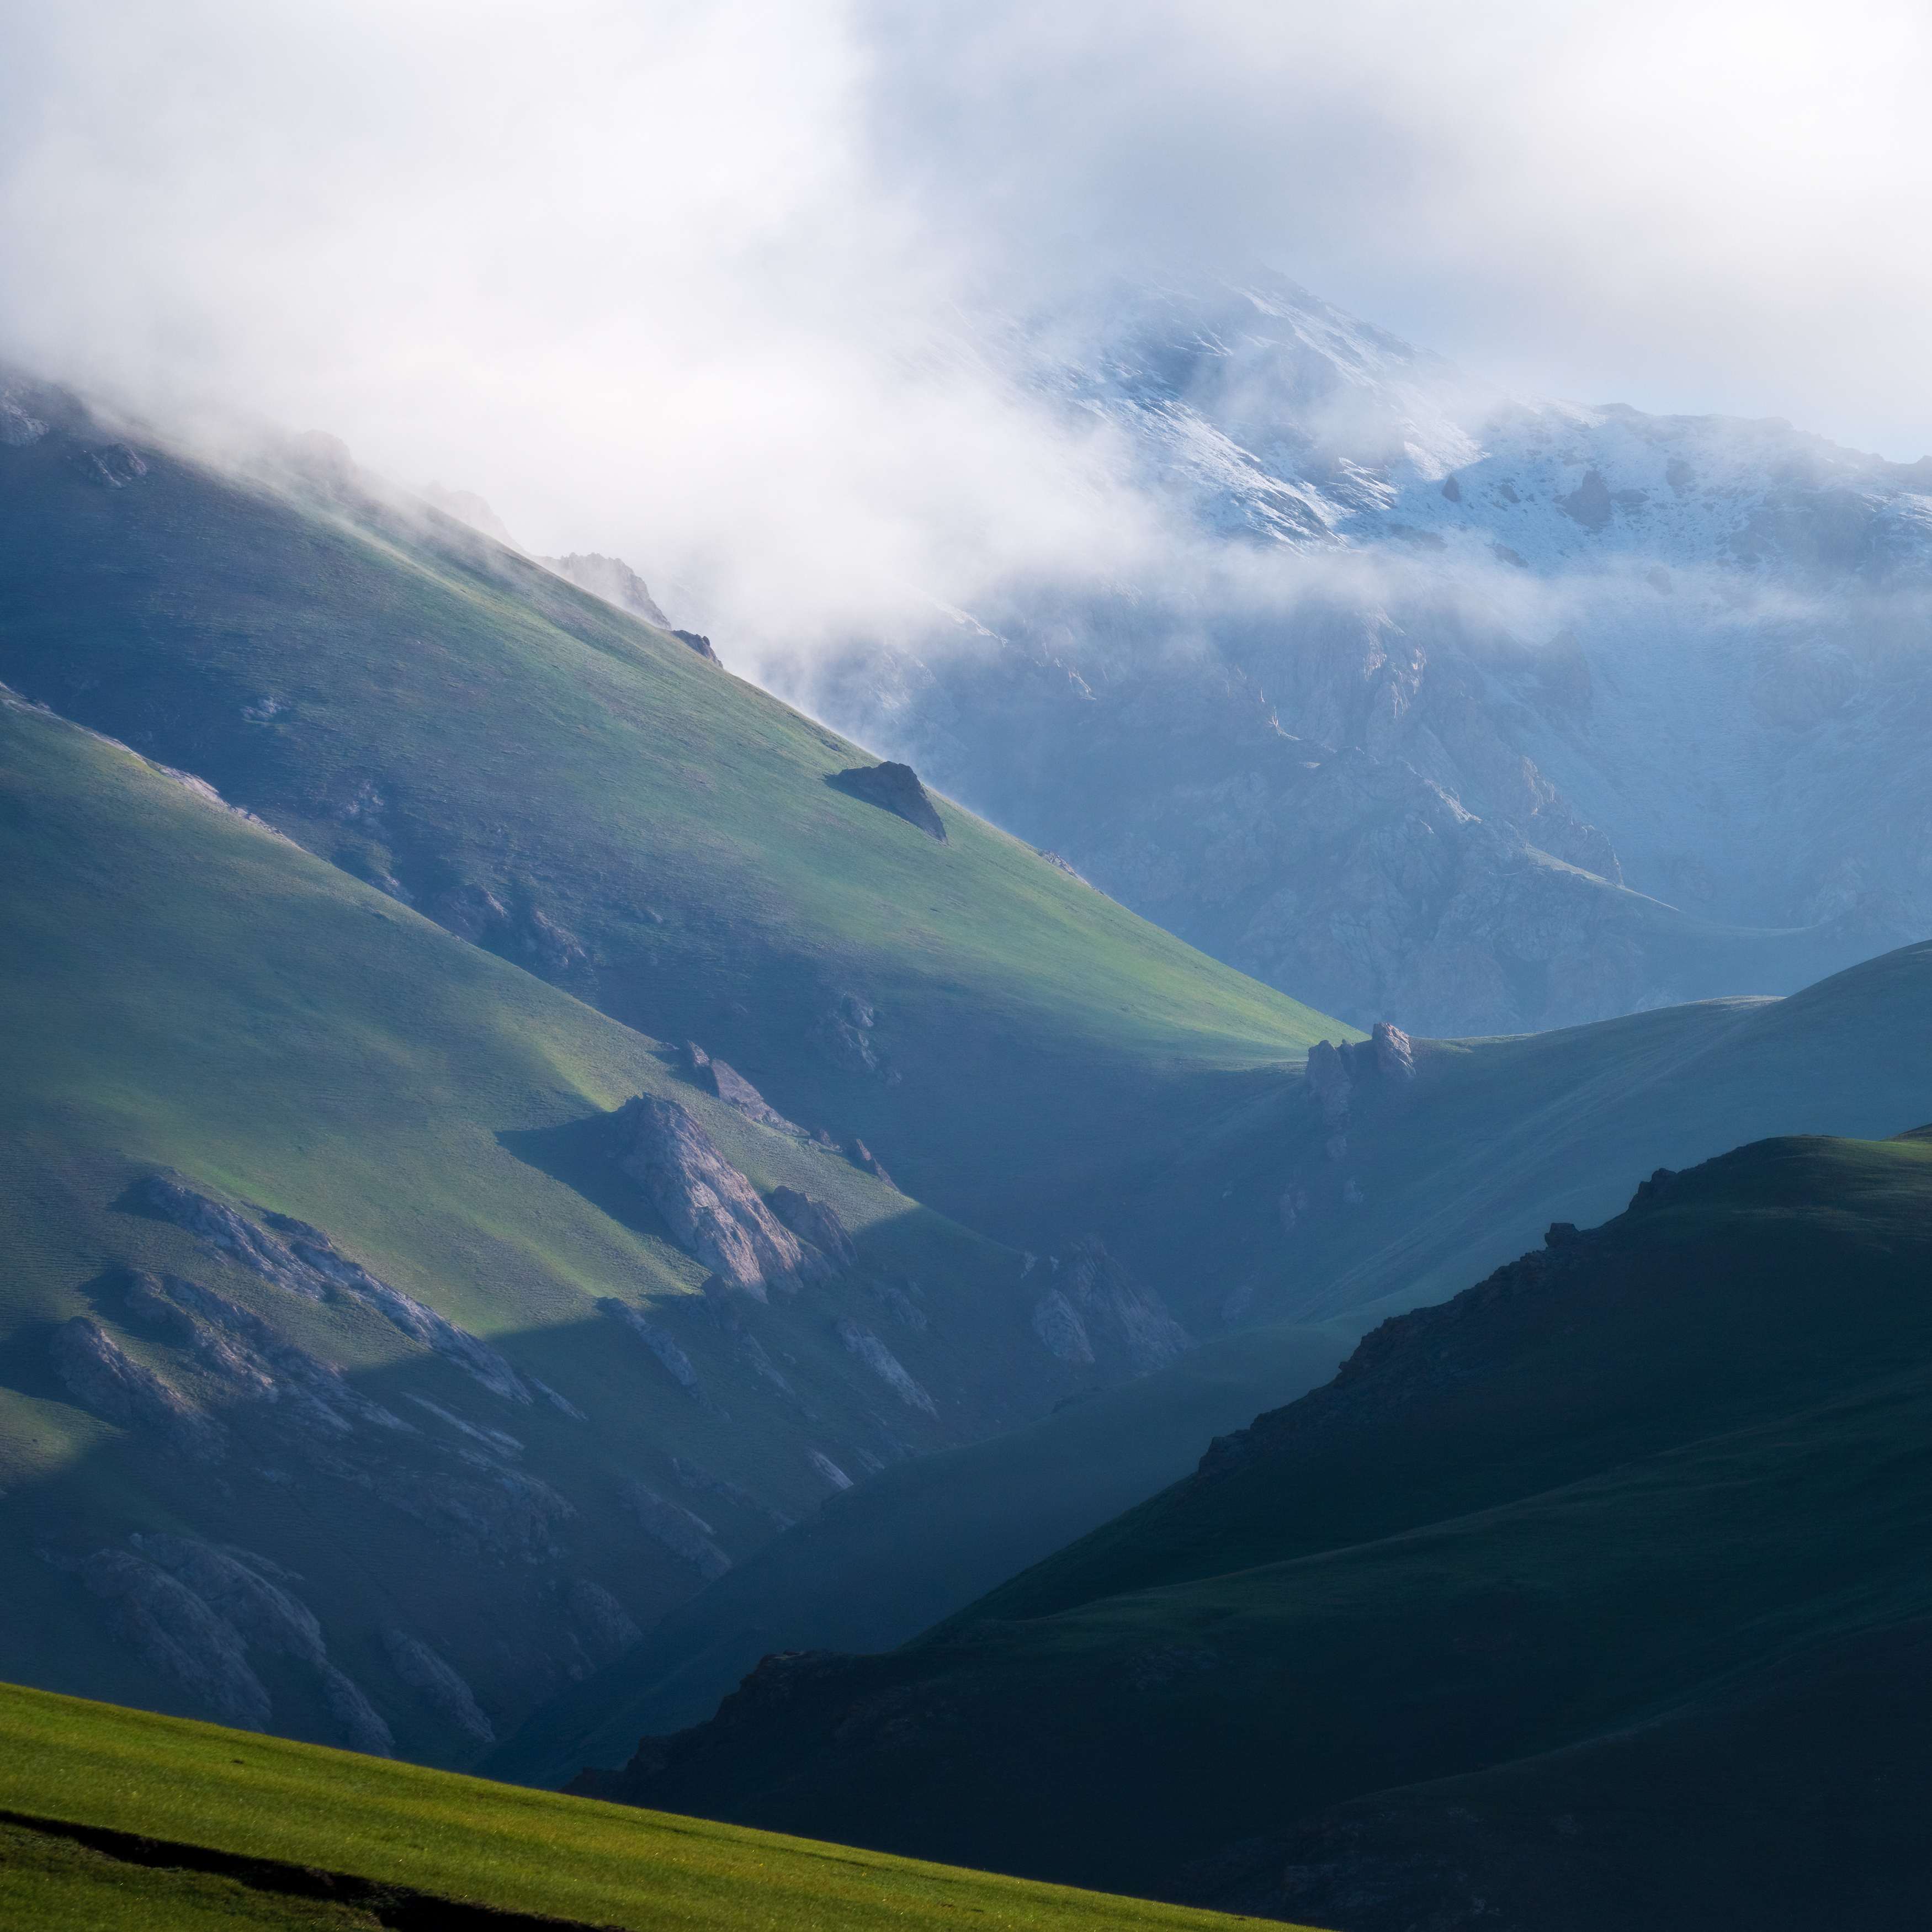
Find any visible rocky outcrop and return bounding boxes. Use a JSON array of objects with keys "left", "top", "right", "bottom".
[
  {"left": 806, "top": 994, "right": 900, "bottom": 1085},
  {"left": 808, "top": 1449, "right": 854, "bottom": 1491},
  {"left": 319, "top": 1665, "right": 397, "bottom": 1756},
  {"left": 81, "top": 1549, "right": 269, "bottom": 1729},
  {"left": 1305, "top": 1041, "right": 1353, "bottom": 1127},
  {"left": 517, "top": 907, "right": 587, "bottom": 974},
  {"left": 830, "top": 761, "right": 947, "bottom": 842},
  {"left": 111, "top": 1535, "right": 396, "bottom": 1755},
  {"left": 848, "top": 1139, "right": 898, "bottom": 1189},
  {"left": 735, "top": 1332, "right": 799, "bottom": 1401},
  {"left": 602, "top": 1298, "right": 709, "bottom": 1404},
  {"left": 834, "top": 1319, "right": 937, "bottom": 1414},
  {"left": 337, "top": 1459, "right": 574, "bottom": 1561},
  {"left": 1031, "top": 1289, "right": 1095, "bottom": 1364},
  {"left": 1372, "top": 1021, "right": 1416, "bottom": 1081},
  {"left": 120, "top": 1270, "right": 570, "bottom": 1561},
  {"left": 73, "top": 443, "right": 148, "bottom": 488},
  {"left": 767, "top": 1188, "right": 854, "bottom": 1270},
  {"left": 611, "top": 1096, "right": 818, "bottom": 1296},
  {"left": 1031, "top": 1239, "right": 1193, "bottom": 1373},
  {"left": 140, "top": 1176, "right": 322, "bottom": 1299},
  {"left": 380, "top": 1626, "right": 494, "bottom": 1743},
  {"left": 50, "top": 1317, "right": 228, "bottom": 1462},
  {"left": 567, "top": 1580, "right": 643, "bottom": 1664},
  {"left": 0, "top": 387, "right": 49, "bottom": 447},
  {"left": 674, "top": 1457, "right": 793, "bottom": 1531},
  {"left": 139, "top": 1179, "right": 529, "bottom": 1403},
  {"left": 621, "top": 1482, "right": 733, "bottom": 1580},
  {"left": 125, "top": 1269, "right": 413, "bottom": 1437},
  {"left": 264, "top": 1219, "right": 530, "bottom": 1404},
  {"left": 129, "top": 1535, "right": 326, "bottom": 1669},
  {"left": 865, "top": 1277, "right": 927, "bottom": 1330},
  {"left": 538, "top": 551, "right": 671, "bottom": 627},
  {"left": 684, "top": 1042, "right": 801, "bottom": 1133},
  {"left": 672, "top": 629, "right": 721, "bottom": 664}
]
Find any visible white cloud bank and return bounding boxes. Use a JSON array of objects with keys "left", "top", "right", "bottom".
[{"left": 3, "top": 0, "right": 1930, "bottom": 641}]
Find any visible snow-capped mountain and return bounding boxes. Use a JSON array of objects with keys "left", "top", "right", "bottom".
[{"left": 768, "top": 268, "right": 1932, "bottom": 1037}]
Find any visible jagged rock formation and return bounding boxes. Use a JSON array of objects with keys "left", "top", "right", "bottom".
[
  {"left": 380, "top": 1626, "right": 494, "bottom": 1743},
  {"left": 834, "top": 1319, "right": 937, "bottom": 1415},
  {"left": 674, "top": 1457, "right": 794, "bottom": 1532},
  {"left": 140, "top": 1177, "right": 529, "bottom": 1403},
  {"left": 117, "top": 1269, "right": 572, "bottom": 1560},
  {"left": 848, "top": 1139, "right": 897, "bottom": 1188},
  {"left": 766, "top": 1188, "right": 854, "bottom": 1270},
  {"left": 567, "top": 1580, "right": 643, "bottom": 1665},
  {"left": 130, "top": 1535, "right": 326, "bottom": 1668},
  {"left": 81, "top": 1549, "right": 270, "bottom": 1729},
  {"left": 621, "top": 1482, "right": 733, "bottom": 1581},
  {"left": 684, "top": 1042, "right": 802, "bottom": 1133},
  {"left": 1371, "top": 1021, "right": 1415, "bottom": 1080},
  {"left": 50, "top": 1318, "right": 228, "bottom": 1462},
  {"left": 672, "top": 629, "right": 722, "bottom": 664},
  {"left": 0, "top": 384, "right": 49, "bottom": 446},
  {"left": 125, "top": 1269, "right": 413, "bottom": 1437},
  {"left": 610, "top": 1096, "right": 819, "bottom": 1297},
  {"left": 516, "top": 906, "right": 587, "bottom": 974},
  {"left": 806, "top": 994, "right": 900, "bottom": 1085},
  {"left": 318, "top": 1667, "right": 397, "bottom": 1756},
  {"left": 830, "top": 761, "right": 947, "bottom": 842},
  {"left": 75, "top": 1532, "right": 396, "bottom": 1754},
  {"left": 1029, "top": 1239, "right": 1193, "bottom": 1373},
  {"left": 1304, "top": 1041, "right": 1354, "bottom": 1129},
  {"left": 538, "top": 552, "right": 671, "bottom": 627},
  {"left": 864, "top": 1278, "right": 927, "bottom": 1330},
  {"left": 808, "top": 1449, "right": 854, "bottom": 1491},
  {"left": 601, "top": 1299, "right": 710, "bottom": 1405},
  {"left": 735, "top": 1333, "right": 799, "bottom": 1402},
  {"left": 116, "top": 1535, "right": 396, "bottom": 1755},
  {"left": 420, "top": 885, "right": 587, "bottom": 975}
]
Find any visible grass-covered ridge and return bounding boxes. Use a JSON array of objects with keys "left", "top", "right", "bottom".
[
  {"left": 0, "top": 691, "right": 1161, "bottom": 1760},
  {"left": 0, "top": 1681, "right": 1283, "bottom": 1931},
  {"left": 0, "top": 392, "right": 1344, "bottom": 1248},
  {"left": 587, "top": 1129, "right": 1932, "bottom": 1926}
]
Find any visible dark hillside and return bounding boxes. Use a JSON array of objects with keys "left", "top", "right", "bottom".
[{"left": 580, "top": 1129, "right": 1932, "bottom": 1925}]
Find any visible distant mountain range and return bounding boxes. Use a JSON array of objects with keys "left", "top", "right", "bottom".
[{"left": 773, "top": 267, "right": 1932, "bottom": 1036}]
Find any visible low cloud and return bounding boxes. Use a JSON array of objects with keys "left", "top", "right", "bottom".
[{"left": 4, "top": 1, "right": 1930, "bottom": 652}]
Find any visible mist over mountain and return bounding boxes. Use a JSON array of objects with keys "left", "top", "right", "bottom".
[{"left": 771, "top": 267, "right": 1932, "bottom": 1035}]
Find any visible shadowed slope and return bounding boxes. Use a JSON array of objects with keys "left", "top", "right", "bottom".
[{"left": 579, "top": 1130, "right": 1932, "bottom": 1926}]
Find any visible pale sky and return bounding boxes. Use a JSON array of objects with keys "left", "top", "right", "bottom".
[{"left": 4, "top": 0, "right": 1929, "bottom": 638}]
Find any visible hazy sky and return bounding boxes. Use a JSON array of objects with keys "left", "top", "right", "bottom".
[{"left": 4, "top": 0, "right": 1930, "bottom": 635}]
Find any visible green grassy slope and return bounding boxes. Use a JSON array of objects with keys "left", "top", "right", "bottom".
[
  {"left": 0, "top": 1682, "right": 1282, "bottom": 1931},
  {"left": 498, "top": 936, "right": 1932, "bottom": 1789},
  {"left": 0, "top": 691, "right": 1193, "bottom": 1763},
  {"left": 0, "top": 384, "right": 1342, "bottom": 1275},
  {"left": 1097, "top": 936, "right": 1932, "bottom": 1332},
  {"left": 584, "top": 1130, "right": 1932, "bottom": 1925}
]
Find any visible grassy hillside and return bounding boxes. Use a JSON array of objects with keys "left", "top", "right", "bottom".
[
  {"left": 0, "top": 373, "right": 1361, "bottom": 1769},
  {"left": 1094, "top": 935, "right": 1932, "bottom": 1333},
  {"left": 0, "top": 382, "right": 1342, "bottom": 1270},
  {"left": 583, "top": 1129, "right": 1932, "bottom": 1926},
  {"left": 0, "top": 691, "right": 1233, "bottom": 1762},
  {"left": 0, "top": 1681, "right": 1281, "bottom": 1931},
  {"left": 497, "top": 936, "right": 1932, "bottom": 1788}
]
